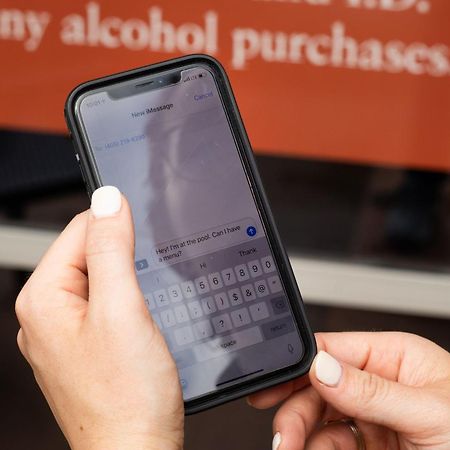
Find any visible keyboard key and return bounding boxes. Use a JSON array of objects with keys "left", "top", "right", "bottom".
[
  {"left": 193, "top": 320, "right": 214, "bottom": 340},
  {"left": 174, "top": 304, "right": 190, "bottom": 323},
  {"left": 271, "top": 296, "right": 288, "bottom": 315},
  {"left": 144, "top": 293, "right": 156, "bottom": 310},
  {"left": 202, "top": 296, "right": 217, "bottom": 315},
  {"left": 194, "top": 326, "right": 263, "bottom": 362},
  {"left": 221, "top": 268, "right": 236, "bottom": 286},
  {"left": 268, "top": 275, "right": 283, "bottom": 294},
  {"left": 208, "top": 272, "right": 223, "bottom": 290},
  {"left": 261, "top": 255, "right": 275, "bottom": 273},
  {"left": 249, "top": 302, "right": 270, "bottom": 321},
  {"left": 181, "top": 281, "right": 196, "bottom": 299},
  {"left": 247, "top": 259, "right": 262, "bottom": 278},
  {"left": 168, "top": 284, "right": 183, "bottom": 303},
  {"left": 241, "top": 283, "right": 256, "bottom": 302},
  {"left": 211, "top": 313, "right": 233, "bottom": 334},
  {"left": 255, "top": 279, "right": 269, "bottom": 297},
  {"left": 154, "top": 288, "right": 170, "bottom": 307},
  {"left": 234, "top": 264, "right": 250, "bottom": 281},
  {"left": 214, "top": 292, "right": 230, "bottom": 310},
  {"left": 174, "top": 326, "right": 195, "bottom": 346},
  {"left": 228, "top": 288, "right": 243, "bottom": 306},
  {"left": 135, "top": 258, "right": 149, "bottom": 271},
  {"left": 187, "top": 300, "right": 203, "bottom": 319},
  {"left": 160, "top": 309, "right": 176, "bottom": 328},
  {"left": 261, "top": 317, "right": 295, "bottom": 340},
  {"left": 230, "top": 307, "right": 251, "bottom": 328},
  {"left": 195, "top": 276, "right": 210, "bottom": 294}
]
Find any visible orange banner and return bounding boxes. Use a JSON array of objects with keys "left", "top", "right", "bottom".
[{"left": 0, "top": 0, "right": 449, "bottom": 170}]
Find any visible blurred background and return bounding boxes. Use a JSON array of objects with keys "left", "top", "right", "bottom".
[{"left": 1, "top": 0, "right": 449, "bottom": 448}]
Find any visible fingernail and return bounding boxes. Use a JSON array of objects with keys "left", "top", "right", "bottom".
[
  {"left": 91, "top": 186, "right": 122, "bottom": 218},
  {"left": 246, "top": 397, "right": 253, "bottom": 407},
  {"left": 314, "top": 351, "right": 342, "bottom": 387},
  {"left": 272, "top": 431, "right": 281, "bottom": 450}
]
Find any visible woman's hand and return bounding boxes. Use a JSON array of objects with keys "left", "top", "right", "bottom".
[
  {"left": 249, "top": 331, "right": 450, "bottom": 450},
  {"left": 15, "top": 186, "right": 184, "bottom": 450}
]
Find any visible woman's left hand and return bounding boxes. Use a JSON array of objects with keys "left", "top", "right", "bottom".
[{"left": 248, "top": 331, "right": 450, "bottom": 450}]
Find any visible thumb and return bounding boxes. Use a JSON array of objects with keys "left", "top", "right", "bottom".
[
  {"left": 86, "top": 186, "right": 142, "bottom": 313},
  {"left": 310, "top": 350, "right": 430, "bottom": 434}
]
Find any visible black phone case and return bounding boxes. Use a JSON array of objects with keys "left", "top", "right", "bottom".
[{"left": 65, "top": 54, "right": 316, "bottom": 415}]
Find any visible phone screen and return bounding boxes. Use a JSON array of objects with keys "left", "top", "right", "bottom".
[{"left": 76, "top": 66, "right": 304, "bottom": 401}]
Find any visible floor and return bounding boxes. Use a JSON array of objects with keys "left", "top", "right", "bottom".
[{"left": 1, "top": 267, "right": 449, "bottom": 450}]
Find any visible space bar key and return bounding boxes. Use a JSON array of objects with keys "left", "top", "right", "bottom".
[{"left": 193, "top": 326, "right": 263, "bottom": 362}]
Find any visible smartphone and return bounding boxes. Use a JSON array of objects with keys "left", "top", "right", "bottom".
[{"left": 65, "top": 54, "right": 316, "bottom": 414}]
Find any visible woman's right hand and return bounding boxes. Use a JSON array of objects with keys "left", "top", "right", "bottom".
[
  {"left": 249, "top": 331, "right": 450, "bottom": 450},
  {"left": 15, "top": 187, "right": 184, "bottom": 450}
]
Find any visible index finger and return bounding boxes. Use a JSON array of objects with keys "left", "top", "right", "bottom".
[
  {"left": 316, "top": 331, "right": 450, "bottom": 384},
  {"left": 248, "top": 374, "right": 310, "bottom": 409}
]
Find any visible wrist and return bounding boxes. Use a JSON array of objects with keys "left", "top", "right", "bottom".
[{"left": 69, "top": 429, "right": 183, "bottom": 450}]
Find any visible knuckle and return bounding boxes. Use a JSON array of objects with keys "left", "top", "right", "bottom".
[
  {"left": 15, "top": 289, "right": 31, "bottom": 323},
  {"left": 86, "top": 225, "right": 129, "bottom": 258},
  {"left": 15, "top": 284, "right": 57, "bottom": 325},
  {"left": 357, "top": 371, "right": 388, "bottom": 408},
  {"left": 392, "top": 330, "right": 428, "bottom": 347},
  {"left": 16, "top": 329, "right": 29, "bottom": 358},
  {"left": 16, "top": 328, "right": 24, "bottom": 349}
]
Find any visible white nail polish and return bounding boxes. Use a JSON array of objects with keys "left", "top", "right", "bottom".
[
  {"left": 91, "top": 186, "right": 122, "bottom": 218},
  {"left": 272, "top": 432, "right": 281, "bottom": 450},
  {"left": 315, "top": 351, "right": 342, "bottom": 387}
]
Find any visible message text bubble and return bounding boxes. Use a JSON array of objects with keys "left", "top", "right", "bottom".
[{"left": 153, "top": 218, "right": 258, "bottom": 266}]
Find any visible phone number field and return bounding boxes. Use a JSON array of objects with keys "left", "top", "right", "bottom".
[{"left": 93, "top": 133, "right": 146, "bottom": 152}]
